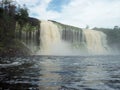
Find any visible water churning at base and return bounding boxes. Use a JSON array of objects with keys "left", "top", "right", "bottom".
[{"left": 37, "top": 20, "right": 110, "bottom": 55}]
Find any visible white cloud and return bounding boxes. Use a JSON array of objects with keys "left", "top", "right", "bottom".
[
  {"left": 57, "top": 0, "right": 120, "bottom": 28},
  {"left": 16, "top": 0, "right": 120, "bottom": 28},
  {"left": 16, "top": 0, "right": 60, "bottom": 20}
]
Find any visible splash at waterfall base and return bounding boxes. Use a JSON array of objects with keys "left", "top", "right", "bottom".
[{"left": 35, "top": 20, "right": 111, "bottom": 56}]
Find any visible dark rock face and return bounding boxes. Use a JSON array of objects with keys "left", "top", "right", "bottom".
[
  {"left": 28, "top": 17, "right": 40, "bottom": 26},
  {"left": 0, "top": 40, "right": 31, "bottom": 57}
]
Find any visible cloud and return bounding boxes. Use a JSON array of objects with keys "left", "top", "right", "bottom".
[
  {"left": 57, "top": 0, "right": 120, "bottom": 28},
  {"left": 16, "top": 0, "right": 60, "bottom": 20},
  {"left": 16, "top": 0, "right": 120, "bottom": 28}
]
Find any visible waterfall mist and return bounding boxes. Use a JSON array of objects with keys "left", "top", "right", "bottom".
[{"left": 36, "top": 20, "right": 111, "bottom": 56}]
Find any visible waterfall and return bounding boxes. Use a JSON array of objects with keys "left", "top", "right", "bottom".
[
  {"left": 36, "top": 20, "right": 110, "bottom": 55},
  {"left": 39, "top": 20, "right": 61, "bottom": 55},
  {"left": 83, "top": 29, "right": 110, "bottom": 54}
]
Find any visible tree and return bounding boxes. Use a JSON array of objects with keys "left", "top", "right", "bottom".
[
  {"left": 0, "top": 0, "right": 29, "bottom": 44},
  {"left": 16, "top": 4, "right": 29, "bottom": 39},
  {"left": 0, "top": 0, "right": 16, "bottom": 42},
  {"left": 0, "top": 7, "right": 4, "bottom": 17}
]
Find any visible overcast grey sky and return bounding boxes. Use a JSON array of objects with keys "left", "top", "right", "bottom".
[{"left": 16, "top": 0, "right": 120, "bottom": 28}]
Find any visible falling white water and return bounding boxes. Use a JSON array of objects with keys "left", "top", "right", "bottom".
[
  {"left": 36, "top": 21, "right": 110, "bottom": 55},
  {"left": 38, "top": 20, "right": 61, "bottom": 55},
  {"left": 83, "top": 29, "right": 110, "bottom": 54}
]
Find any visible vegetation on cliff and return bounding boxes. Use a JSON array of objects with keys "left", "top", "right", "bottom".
[{"left": 0, "top": 0, "right": 40, "bottom": 56}]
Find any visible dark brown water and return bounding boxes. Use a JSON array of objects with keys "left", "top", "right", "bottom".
[{"left": 0, "top": 55, "right": 120, "bottom": 90}]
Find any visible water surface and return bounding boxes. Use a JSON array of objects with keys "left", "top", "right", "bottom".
[{"left": 0, "top": 55, "right": 120, "bottom": 90}]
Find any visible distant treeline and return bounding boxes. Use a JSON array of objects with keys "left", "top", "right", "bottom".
[{"left": 93, "top": 26, "right": 120, "bottom": 31}]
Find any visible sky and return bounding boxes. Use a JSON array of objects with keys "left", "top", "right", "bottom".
[{"left": 16, "top": 0, "right": 120, "bottom": 28}]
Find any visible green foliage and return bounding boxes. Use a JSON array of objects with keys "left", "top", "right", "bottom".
[
  {"left": 16, "top": 7, "right": 29, "bottom": 25},
  {"left": 0, "top": 0, "right": 30, "bottom": 45},
  {"left": 0, "top": 0, "right": 36, "bottom": 55},
  {"left": 16, "top": 21, "right": 38, "bottom": 33},
  {"left": 0, "top": 7, "right": 4, "bottom": 18}
]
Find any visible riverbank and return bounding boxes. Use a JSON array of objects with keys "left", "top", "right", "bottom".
[{"left": 0, "top": 40, "right": 31, "bottom": 57}]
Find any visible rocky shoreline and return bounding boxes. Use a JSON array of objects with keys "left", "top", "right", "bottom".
[{"left": 0, "top": 40, "right": 31, "bottom": 57}]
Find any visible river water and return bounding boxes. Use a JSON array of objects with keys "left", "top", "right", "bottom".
[{"left": 0, "top": 55, "right": 120, "bottom": 90}]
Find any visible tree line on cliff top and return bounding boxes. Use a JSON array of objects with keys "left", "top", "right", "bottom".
[
  {"left": 0, "top": 0, "right": 29, "bottom": 42},
  {"left": 0, "top": 0, "right": 40, "bottom": 55}
]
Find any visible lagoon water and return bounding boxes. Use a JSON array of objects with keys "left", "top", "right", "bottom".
[{"left": 0, "top": 55, "right": 120, "bottom": 90}]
